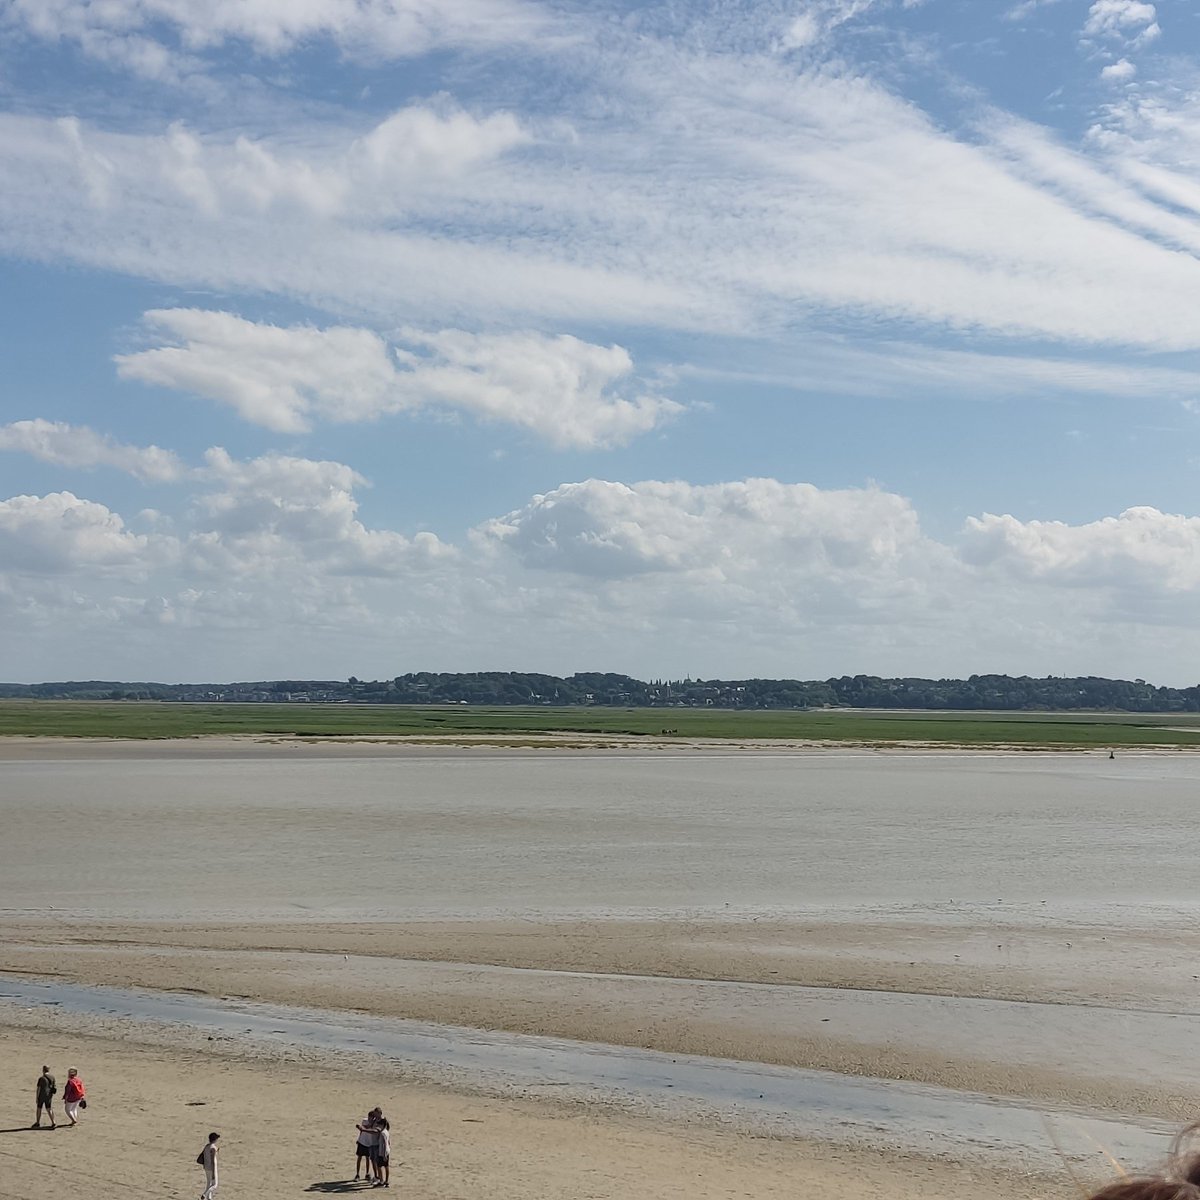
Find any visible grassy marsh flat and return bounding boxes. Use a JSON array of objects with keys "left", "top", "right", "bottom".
[{"left": 4, "top": 698, "right": 1200, "bottom": 745}]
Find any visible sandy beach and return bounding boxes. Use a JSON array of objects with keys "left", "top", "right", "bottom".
[
  {"left": 3, "top": 741, "right": 1194, "bottom": 1199},
  {"left": 0, "top": 1016, "right": 1064, "bottom": 1200}
]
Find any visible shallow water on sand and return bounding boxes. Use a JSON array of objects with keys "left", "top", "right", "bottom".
[
  {"left": 2, "top": 750, "right": 1199, "bottom": 923},
  {"left": 0, "top": 973, "right": 1175, "bottom": 1170}
]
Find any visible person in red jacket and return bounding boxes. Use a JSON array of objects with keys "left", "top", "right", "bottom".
[{"left": 62, "top": 1068, "right": 85, "bottom": 1126}]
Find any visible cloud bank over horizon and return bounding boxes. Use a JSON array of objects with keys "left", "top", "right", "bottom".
[{"left": 3, "top": 433, "right": 1200, "bottom": 682}]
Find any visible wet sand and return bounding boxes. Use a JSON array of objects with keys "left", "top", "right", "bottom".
[
  {"left": 0, "top": 734, "right": 1153, "bottom": 758},
  {"left": 3, "top": 913, "right": 1199, "bottom": 1122},
  {"left": 1, "top": 1020, "right": 1063, "bottom": 1200}
]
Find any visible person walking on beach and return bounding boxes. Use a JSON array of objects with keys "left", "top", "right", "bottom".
[
  {"left": 32, "top": 1065, "right": 56, "bottom": 1128},
  {"left": 355, "top": 1110, "right": 378, "bottom": 1182},
  {"left": 197, "top": 1131, "right": 220, "bottom": 1200},
  {"left": 373, "top": 1117, "right": 391, "bottom": 1188},
  {"left": 61, "top": 1068, "right": 85, "bottom": 1126}
]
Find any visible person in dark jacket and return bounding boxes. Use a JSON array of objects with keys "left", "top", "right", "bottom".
[{"left": 32, "top": 1065, "right": 56, "bottom": 1129}]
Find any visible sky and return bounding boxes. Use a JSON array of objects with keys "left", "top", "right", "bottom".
[{"left": 4, "top": 0, "right": 1200, "bottom": 685}]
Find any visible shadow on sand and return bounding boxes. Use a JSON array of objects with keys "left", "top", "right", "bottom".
[
  {"left": 0, "top": 1126, "right": 56, "bottom": 1134},
  {"left": 305, "top": 1182, "right": 377, "bottom": 1194}
]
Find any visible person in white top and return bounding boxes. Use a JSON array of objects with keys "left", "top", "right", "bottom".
[
  {"left": 198, "top": 1131, "right": 220, "bottom": 1200},
  {"left": 356, "top": 1108, "right": 381, "bottom": 1182},
  {"left": 374, "top": 1119, "right": 391, "bottom": 1188},
  {"left": 354, "top": 1111, "right": 375, "bottom": 1182}
]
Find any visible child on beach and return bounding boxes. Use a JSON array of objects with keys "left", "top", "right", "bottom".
[{"left": 374, "top": 1118, "right": 391, "bottom": 1188}]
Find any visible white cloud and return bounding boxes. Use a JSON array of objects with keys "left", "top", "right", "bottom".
[
  {"left": 779, "top": 13, "right": 823, "bottom": 50},
  {"left": 962, "top": 506, "right": 1200, "bottom": 592},
  {"left": 74, "top": 29, "right": 197, "bottom": 82},
  {"left": 677, "top": 338, "right": 1200, "bottom": 407},
  {"left": 0, "top": 492, "right": 160, "bottom": 574},
  {"left": 116, "top": 310, "right": 401, "bottom": 434},
  {"left": 1083, "top": 0, "right": 1160, "bottom": 47},
  {"left": 4, "top": 0, "right": 550, "bottom": 72},
  {"left": 0, "top": 447, "right": 451, "bottom": 584},
  {"left": 1100, "top": 58, "right": 1137, "bottom": 84},
  {"left": 776, "top": 0, "right": 905, "bottom": 50},
  {"left": 394, "top": 327, "right": 681, "bottom": 450},
  {"left": 187, "top": 448, "right": 453, "bottom": 578},
  {"left": 1084, "top": 68, "right": 1200, "bottom": 262},
  {"left": 1088, "top": 74, "right": 1200, "bottom": 182},
  {"left": 10, "top": 471, "right": 1200, "bottom": 680},
  {"left": 1005, "top": 0, "right": 1066, "bottom": 20},
  {"left": 478, "top": 477, "right": 931, "bottom": 581},
  {"left": 471, "top": 483, "right": 1200, "bottom": 676},
  {"left": 0, "top": 419, "right": 185, "bottom": 482},
  {"left": 10, "top": 28, "right": 1200, "bottom": 355},
  {"left": 354, "top": 105, "right": 531, "bottom": 184},
  {"left": 149, "top": 104, "right": 532, "bottom": 221},
  {"left": 116, "top": 310, "right": 681, "bottom": 447}
]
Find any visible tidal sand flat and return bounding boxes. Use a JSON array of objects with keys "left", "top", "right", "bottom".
[
  {"left": 4, "top": 746, "right": 1198, "bottom": 919},
  {"left": 2, "top": 745, "right": 1197, "bottom": 1193}
]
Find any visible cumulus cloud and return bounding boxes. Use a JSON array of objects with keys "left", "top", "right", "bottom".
[
  {"left": 478, "top": 478, "right": 933, "bottom": 584},
  {"left": 187, "top": 448, "right": 451, "bottom": 578},
  {"left": 1100, "top": 58, "right": 1137, "bottom": 84},
  {"left": 183, "top": 449, "right": 451, "bottom": 578},
  {"left": 10, "top": 471, "right": 1200, "bottom": 680},
  {"left": 394, "top": 328, "right": 681, "bottom": 450},
  {"left": 0, "top": 492, "right": 160, "bottom": 574},
  {"left": 1083, "top": 0, "right": 1160, "bottom": 47},
  {"left": 354, "top": 106, "right": 531, "bottom": 185},
  {"left": 116, "top": 310, "right": 681, "bottom": 447},
  {"left": 0, "top": 447, "right": 451, "bottom": 585},
  {"left": 962, "top": 506, "right": 1200, "bottom": 592},
  {"left": 116, "top": 311, "right": 401, "bottom": 434},
  {"left": 0, "top": 419, "right": 186, "bottom": 482}
]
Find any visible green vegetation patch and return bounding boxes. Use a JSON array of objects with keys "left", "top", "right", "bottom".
[{"left": 4, "top": 700, "right": 1200, "bottom": 746}]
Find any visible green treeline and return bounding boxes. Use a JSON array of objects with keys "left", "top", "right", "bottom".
[{"left": 1, "top": 671, "right": 1197, "bottom": 712}]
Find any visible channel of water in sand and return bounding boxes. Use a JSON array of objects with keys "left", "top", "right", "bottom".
[{"left": 0, "top": 973, "right": 1175, "bottom": 1170}]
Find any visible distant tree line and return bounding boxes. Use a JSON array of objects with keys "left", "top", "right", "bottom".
[{"left": 1, "top": 671, "right": 1198, "bottom": 712}]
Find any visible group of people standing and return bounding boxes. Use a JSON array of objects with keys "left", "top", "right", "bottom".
[
  {"left": 32, "top": 1063, "right": 393, "bottom": 1197},
  {"left": 32, "top": 1065, "right": 86, "bottom": 1129},
  {"left": 355, "top": 1108, "right": 392, "bottom": 1187}
]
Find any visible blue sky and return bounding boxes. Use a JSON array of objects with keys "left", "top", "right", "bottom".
[{"left": 3, "top": 0, "right": 1200, "bottom": 684}]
